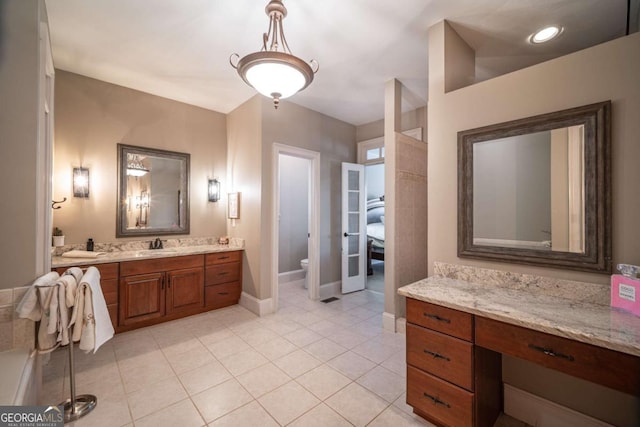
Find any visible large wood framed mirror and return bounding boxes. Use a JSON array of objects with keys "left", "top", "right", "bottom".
[
  {"left": 117, "top": 144, "right": 190, "bottom": 237},
  {"left": 458, "top": 101, "right": 611, "bottom": 273}
]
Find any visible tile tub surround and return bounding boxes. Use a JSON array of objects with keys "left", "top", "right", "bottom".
[
  {"left": 398, "top": 272, "right": 640, "bottom": 357},
  {"left": 51, "top": 237, "right": 245, "bottom": 268},
  {"left": 0, "top": 286, "right": 35, "bottom": 352}
]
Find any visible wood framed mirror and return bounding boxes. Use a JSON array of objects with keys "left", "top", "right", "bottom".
[
  {"left": 117, "top": 144, "right": 190, "bottom": 237},
  {"left": 458, "top": 101, "right": 611, "bottom": 273}
]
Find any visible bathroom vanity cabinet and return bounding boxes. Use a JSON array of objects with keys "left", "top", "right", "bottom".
[
  {"left": 53, "top": 249, "right": 243, "bottom": 333},
  {"left": 119, "top": 255, "right": 205, "bottom": 329},
  {"left": 205, "top": 251, "right": 242, "bottom": 309},
  {"left": 406, "top": 298, "right": 501, "bottom": 427},
  {"left": 402, "top": 280, "right": 640, "bottom": 427}
]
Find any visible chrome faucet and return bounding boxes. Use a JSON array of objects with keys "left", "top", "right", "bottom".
[{"left": 149, "top": 238, "right": 164, "bottom": 250}]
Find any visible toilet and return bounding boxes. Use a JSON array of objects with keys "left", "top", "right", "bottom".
[{"left": 300, "top": 258, "right": 309, "bottom": 288}]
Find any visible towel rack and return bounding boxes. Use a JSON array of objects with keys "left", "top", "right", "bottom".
[
  {"left": 35, "top": 283, "right": 97, "bottom": 422},
  {"left": 60, "top": 334, "right": 97, "bottom": 422}
]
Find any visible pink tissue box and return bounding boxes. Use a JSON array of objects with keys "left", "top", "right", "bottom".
[{"left": 611, "top": 274, "right": 640, "bottom": 316}]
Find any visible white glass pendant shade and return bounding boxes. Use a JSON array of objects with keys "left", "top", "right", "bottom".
[
  {"left": 230, "top": 0, "right": 317, "bottom": 108},
  {"left": 127, "top": 168, "right": 148, "bottom": 177},
  {"left": 246, "top": 62, "right": 306, "bottom": 99}
]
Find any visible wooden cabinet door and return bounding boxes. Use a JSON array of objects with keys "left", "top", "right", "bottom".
[
  {"left": 119, "top": 273, "right": 165, "bottom": 326},
  {"left": 166, "top": 267, "right": 204, "bottom": 315}
]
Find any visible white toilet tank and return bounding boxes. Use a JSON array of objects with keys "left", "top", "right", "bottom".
[{"left": 300, "top": 258, "right": 309, "bottom": 289}]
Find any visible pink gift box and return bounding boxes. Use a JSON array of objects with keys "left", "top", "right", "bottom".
[{"left": 611, "top": 274, "right": 640, "bottom": 317}]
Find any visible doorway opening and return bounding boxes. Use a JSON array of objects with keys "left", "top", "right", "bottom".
[
  {"left": 365, "top": 163, "right": 385, "bottom": 294},
  {"left": 271, "top": 144, "right": 321, "bottom": 312}
]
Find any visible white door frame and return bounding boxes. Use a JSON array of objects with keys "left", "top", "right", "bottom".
[{"left": 271, "top": 143, "right": 321, "bottom": 311}]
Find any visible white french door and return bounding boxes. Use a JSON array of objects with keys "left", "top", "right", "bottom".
[{"left": 341, "top": 162, "right": 366, "bottom": 293}]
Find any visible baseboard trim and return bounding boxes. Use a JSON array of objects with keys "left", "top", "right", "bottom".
[
  {"left": 504, "top": 384, "right": 612, "bottom": 427},
  {"left": 382, "top": 312, "right": 396, "bottom": 333},
  {"left": 278, "top": 269, "right": 305, "bottom": 284},
  {"left": 395, "top": 317, "right": 406, "bottom": 334},
  {"left": 239, "top": 292, "right": 274, "bottom": 317},
  {"left": 320, "top": 281, "right": 341, "bottom": 300}
]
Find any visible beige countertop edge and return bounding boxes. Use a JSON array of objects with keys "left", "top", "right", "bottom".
[
  {"left": 52, "top": 245, "right": 244, "bottom": 268},
  {"left": 398, "top": 279, "right": 640, "bottom": 358}
]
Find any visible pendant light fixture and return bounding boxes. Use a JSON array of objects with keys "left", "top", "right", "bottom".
[{"left": 230, "top": 0, "right": 318, "bottom": 109}]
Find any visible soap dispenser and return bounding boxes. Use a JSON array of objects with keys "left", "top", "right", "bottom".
[{"left": 86, "top": 238, "right": 94, "bottom": 252}]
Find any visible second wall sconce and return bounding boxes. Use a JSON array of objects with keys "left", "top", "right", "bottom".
[
  {"left": 73, "top": 167, "right": 90, "bottom": 198},
  {"left": 208, "top": 178, "right": 220, "bottom": 202}
]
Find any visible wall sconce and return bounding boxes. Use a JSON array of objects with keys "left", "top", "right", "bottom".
[
  {"left": 208, "top": 178, "right": 220, "bottom": 202},
  {"left": 73, "top": 167, "right": 90, "bottom": 198}
]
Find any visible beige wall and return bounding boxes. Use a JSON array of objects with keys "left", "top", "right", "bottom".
[
  {"left": 226, "top": 96, "right": 356, "bottom": 301},
  {"left": 261, "top": 98, "right": 356, "bottom": 291},
  {"left": 53, "top": 71, "right": 228, "bottom": 244},
  {"left": 428, "top": 21, "right": 640, "bottom": 425},
  {"left": 0, "top": 0, "right": 48, "bottom": 290},
  {"left": 356, "top": 106, "right": 427, "bottom": 142},
  {"left": 226, "top": 97, "right": 263, "bottom": 298}
]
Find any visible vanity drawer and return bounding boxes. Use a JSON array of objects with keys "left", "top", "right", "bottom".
[
  {"left": 120, "top": 255, "right": 203, "bottom": 276},
  {"left": 206, "top": 262, "right": 241, "bottom": 286},
  {"left": 407, "top": 298, "right": 473, "bottom": 341},
  {"left": 407, "top": 365, "right": 473, "bottom": 427},
  {"left": 475, "top": 317, "right": 640, "bottom": 395},
  {"left": 205, "top": 282, "right": 241, "bottom": 309},
  {"left": 407, "top": 323, "right": 474, "bottom": 391},
  {"left": 206, "top": 251, "right": 242, "bottom": 265}
]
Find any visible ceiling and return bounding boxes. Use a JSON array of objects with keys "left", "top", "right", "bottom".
[{"left": 45, "top": 0, "right": 633, "bottom": 126}]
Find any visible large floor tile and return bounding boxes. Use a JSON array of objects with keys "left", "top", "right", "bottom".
[
  {"left": 204, "top": 336, "right": 250, "bottom": 360},
  {"left": 133, "top": 398, "right": 205, "bottom": 427},
  {"left": 304, "top": 338, "right": 347, "bottom": 362},
  {"left": 288, "top": 403, "right": 352, "bottom": 427},
  {"left": 191, "top": 378, "right": 253, "bottom": 423},
  {"left": 165, "top": 344, "right": 216, "bottom": 374},
  {"left": 283, "top": 327, "right": 323, "bottom": 347},
  {"left": 296, "top": 364, "right": 351, "bottom": 400},
  {"left": 178, "top": 360, "right": 232, "bottom": 395},
  {"left": 218, "top": 348, "right": 269, "bottom": 376},
  {"left": 325, "top": 382, "right": 389, "bottom": 427},
  {"left": 327, "top": 350, "right": 376, "bottom": 380},
  {"left": 356, "top": 365, "right": 406, "bottom": 403},
  {"left": 126, "top": 376, "right": 187, "bottom": 420},
  {"left": 236, "top": 362, "right": 291, "bottom": 398},
  {"left": 253, "top": 336, "right": 298, "bottom": 360},
  {"left": 258, "top": 381, "right": 320, "bottom": 425},
  {"left": 352, "top": 339, "right": 399, "bottom": 364},
  {"left": 70, "top": 392, "right": 132, "bottom": 427},
  {"left": 273, "top": 349, "right": 323, "bottom": 378},
  {"left": 369, "top": 404, "right": 434, "bottom": 426},
  {"left": 208, "top": 401, "right": 279, "bottom": 427}
]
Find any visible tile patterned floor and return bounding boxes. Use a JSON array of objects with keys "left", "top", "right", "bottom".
[{"left": 41, "top": 280, "right": 433, "bottom": 427}]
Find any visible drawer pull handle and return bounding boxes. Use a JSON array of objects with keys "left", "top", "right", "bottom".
[
  {"left": 218, "top": 292, "right": 229, "bottom": 295},
  {"left": 423, "top": 392, "right": 451, "bottom": 408},
  {"left": 424, "top": 313, "right": 451, "bottom": 323},
  {"left": 528, "top": 344, "right": 575, "bottom": 362},
  {"left": 218, "top": 256, "right": 230, "bottom": 260},
  {"left": 423, "top": 349, "right": 450, "bottom": 361},
  {"left": 218, "top": 272, "right": 229, "bottom": 276}
]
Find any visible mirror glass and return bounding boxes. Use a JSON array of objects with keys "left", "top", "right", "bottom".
[
  {"left": 117, "top": 144, "right": 190, "bottom": 237},
  {"left": 458, "top": 101, "right": 611, "bottom": 273},
  {"left": 473, "top": 125, "right": 585, "bottom": 253}
]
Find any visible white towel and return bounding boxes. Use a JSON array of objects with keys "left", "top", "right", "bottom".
[
  {"left": 74, "top": 267, "right": 114, "bottom": 353},
  {"left": 15, "top": 272, "right": 59, "bottom": 321},
  {"left": 61, "top": 250, "right": 106, "bottom": 258}
]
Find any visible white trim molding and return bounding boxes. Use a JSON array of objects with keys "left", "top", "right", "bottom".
[
  {"left": 319, "top": 281, "right": 341, "bottom": 300},
  {"left": 239, "top": 292, "right": 274, "bottom": 317},
  {"left": 504, "top": 384, "right": 612, "bottom": 427},
  {"left": 278, "top": 269, "right": 305, "bottom": 284},
  {"left": 382, "top": 312, "right": 396, "bottom": 332}
]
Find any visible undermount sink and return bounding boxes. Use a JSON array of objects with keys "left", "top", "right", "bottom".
[{"left": 134, "top": 248, "right": 178, "bottom": 255}]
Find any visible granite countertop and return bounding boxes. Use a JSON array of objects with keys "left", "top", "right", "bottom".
[
  {"left": 52, "top": 244, "right": 243, "bottom": 268},
  {"left": 398, "top": 276, "right": 640, "bottom": 357}
]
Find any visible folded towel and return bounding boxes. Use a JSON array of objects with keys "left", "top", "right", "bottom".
[
  {"left": 75, "top": 267, "right": 114, "bottom": 353},
  {"left": 62, "top": 250, "right": 106, "bottom": 259},
  {"left": 15, "top": 272, "right": 60, "bottom": 321}
]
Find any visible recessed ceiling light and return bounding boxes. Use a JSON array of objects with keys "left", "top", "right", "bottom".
[{"left": 530, "top": 26, "right": 563, "bottom": 44}]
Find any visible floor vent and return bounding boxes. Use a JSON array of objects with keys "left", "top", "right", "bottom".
[{"left": 321, "top": 297, "right": 339, "bottom": 303}]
